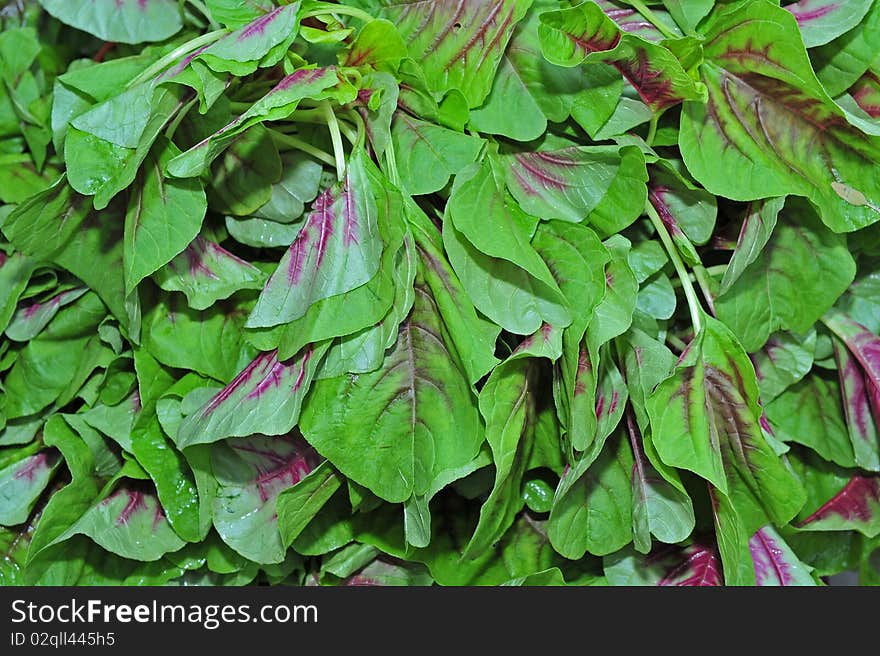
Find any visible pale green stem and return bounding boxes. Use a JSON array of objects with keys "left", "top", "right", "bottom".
[
  {"left": 303, "top": 3, "right": 375, "bottom": 23},
  {"left": 646, "top": 113, "right": 659, "bottom": 146},
  {"left": 693, "top": 265, "right": 717, "bottom": 316},
  {"left": 322, "top": 101, "right": 347, "bottom": 180},
  {"left": 385, "top": 141, "right": 401, "bottom": 187},
  {"left": 164, "top": 96, "right": 198, "bottom": 140},
  {"left": 345, "top": 109, "right": 365, "bottom": 147},
  {"left": 645, "top": 201, "right": 703, "bottom": 334},
  {"left": 127, "top": 29, "right": 226, "bottom": 88},
  {"left": 666, "top": 333, "right": 688, "bottom": 352},
  {"left": 269, "top": 130, "right": 337, "bottom": 168},
  {"left": 628, "top": 0, "right": 678, "bottom": 40}
]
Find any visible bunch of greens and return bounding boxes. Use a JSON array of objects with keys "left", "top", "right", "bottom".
[{"left": 2, "top": 0, "right": 880, "bottom": 587}]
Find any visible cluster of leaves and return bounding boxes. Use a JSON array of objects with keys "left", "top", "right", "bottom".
[{"left": 1, "top": 0, "right": 880, "bottom": 587}]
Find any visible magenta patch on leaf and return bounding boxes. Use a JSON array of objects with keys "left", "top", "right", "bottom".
[
  {"left": 658, "top": 541, "right": 723, "bottom": 586},
  {"left": 573, "top": 344, "right": 592, "bottom": 396},
  {"left": 617, "top": 48, "right": 676, "bottom": 110},
  {"left": 648, "top": 186, "right": 685, "bottom": 237},
  {"left": 114, "top": 489, "right": 148, "bottom": 527},
  {"left": 12, "top": 452, "right": 56, "bottom": 482},
  {"left": 511, "top": 152, "right": 570, "bottom": 192},
  {"left": 237, "top": 6, "right": 285, "bottom": 41},
  {"left": 184, "top": 242, "right": 218, "bottom": 279},
  {"left": 272, "top": 67, "right": 329, "bottom": 93},
  {"left": 799, "top": 476, "right": 880, "bottom": 525},
  {"left": 202, "top": 351, "right": 276, "bottom": 415},
  {"left": 286, "top": 187, "right": 336, "bottom": 284},
  {"left": 749, "top": 527, "right": 793, "bottom": 585},
  {"left": 785, "top": 0, "right": 838, "bottom": 24},
  {"left": 852, "top": 73, "right": 880, "bottom": 118},
  {"left": 230, "top": 435, "right": 319, "bottom": 502}
]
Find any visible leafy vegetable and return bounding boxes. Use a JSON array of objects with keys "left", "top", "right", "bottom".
[{"left": 2, "top": 0, "right": 878, "bottom": 587}]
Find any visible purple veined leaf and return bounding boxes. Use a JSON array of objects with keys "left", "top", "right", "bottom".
[
  {"left": 152, "top": 236, "right": 265, "bottom": 311},
  {"left": 5, "top": 287, "right": 87, "bottom": 342},
  {"left": 785, "top": 0, "right": 874, "bottom": 48},
  {"left": 595, "top": 354, "right": 628, "bottom": 443},
  {"left": 246, "top": 150, "right": 384, "bottom": 329},
  {"left": 851, "top": 72, "right": 880, "bottom": 119},
  {"left": 166, "top": 67, "right": 347, "bottom": 178},
  {"left": 344, "top": 559, "right": 434, "bottom": 586},
  {"left": 823, "top": 309, "right": 880, "bottom": 389},
  {"left": 500, "top": 145, "right": 648, "bottom": 230},
  {"left": 797, "top": 475, "right": 880, "bottom": 537},
  {"left": 37, "top": 0, "right": 182, "bottom": 44},
  {"left": 212, "top": 433, "right": 321, "bottom": 564},
  {"left": 678, "top": 1, "right": 880, "bottom": 233},
  {"left": 175, "top": 342, "right": 329, "bottom": 449},
  {"left": 594, "top": 0, "right": 680, "bottom": 41},
  {"left": 538, "top": 1, "right": 706, "bottom": 111},
  {"left": 299, "top": 273, "right": 484, "bottom": 504},
  {"left": 0, "top": 450, "right": 61, "bottom": 526},
  {"left": 408, "top": 204, "right": 501, "bottom": 385},
  {"left": 627, "top": 413, "right": 695, "bottom": 553},
  {"left": 749, "top": 525, "right": 817, "bottom": 585},
  {"left": 512, "top": 322, "right": 563, "bottom": 361},
  {"left": 647, "top": 164, "right": 718, "bottom": 266},
  {"left": 57, "top": 481, "right": 186, "bottom": 561},
  {"left": 380, "top": 0, "right": 532, "bottom": 108},
  {"left": 719, "top": 198, "right": 785, "bottom": 294},
  {"left": 648, "top": 317, "right": 806, "bottom": 528},
  {"left": 658, "top": 540, "right": 724, "bottom": 586},
  {"left": 194, "top": 4, "right": 301, "bottom": 75},
  {"left": 833, "top": 337, "right": 880, "bottom": 471}
]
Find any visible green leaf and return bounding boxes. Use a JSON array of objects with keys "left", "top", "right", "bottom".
[
  {"left": 38, "top": 0, "right": 183, "bottom": 44},
  {"left": 766, "top": 375, "right": 856, "bottom": 468},
  {"left": 212, "top": 434, "right": 319, "bottom": 564},
  {"left": 152, "top": 236, "right": 265, "bottom": 311},
  {"left": 715, "top": 202, "right": 855, "bottom": 351},
  {"left": 679, "top": 0, "right": 880, "bottom": 232},
  {"left": 246, "top": 150, "right": 384, "bottom": 328},
  {"left": 548, "top": 431, "right": 634, "bottom": 558},
  {"left": 143, "top": 293, "right": 256, "bottom": 383},
  {"left": 648, "top": 316, "right": 806, "bottom": 528},
  {"left": 124, "top": 138, "right": 207, "bottom": 294},
  {"left": 300, "top": 271, "right": 483, "bottom": 504},
  {"left": 391, "top": 113, "right": 483, "bottom": 196},
  {"left": 538, "top": 1, "right": 707, "bottom": 110},
  {"left": 718, "top": 197, "right": 784, "bottom": 294},
  {"left": 408, "top": 205, "right": 500, "bottom": 385},
  {"left": 382, "top": 0, "right": 533, "bottom": 108},
  {"left": 465, "top": 358, "right": 536, "bottom": 557},
  {"left": 175, "top": 342, "right": 329, "bottom": 449},
  {"left": 276, "top": 461, "right": 341, "bottom": 548}
]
